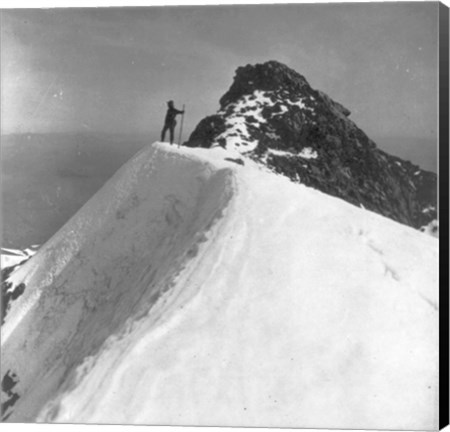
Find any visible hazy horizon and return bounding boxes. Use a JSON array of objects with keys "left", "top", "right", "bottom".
[{"left": 1, "top": 130, "right": 439, "bottom": 173}]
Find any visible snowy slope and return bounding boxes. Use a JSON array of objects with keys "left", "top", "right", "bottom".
[{"left": 1, "top": 143, "right": 438, "bottom": 429}]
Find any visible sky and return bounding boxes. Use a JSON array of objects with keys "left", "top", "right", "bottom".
[{"left": 1, "top": 2, "right": 439, "bottom": 169}]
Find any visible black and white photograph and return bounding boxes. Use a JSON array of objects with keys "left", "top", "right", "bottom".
[{"left": 1, "top": 1, "right": 447, "bottom": 430}]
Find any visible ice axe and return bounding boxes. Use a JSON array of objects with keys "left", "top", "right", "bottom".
[{"left": 178, "top": 104, "right": 186, "bottom": 148}]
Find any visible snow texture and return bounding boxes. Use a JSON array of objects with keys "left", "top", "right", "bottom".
[
  {"left": 266, "top": 147, "right": 318, "bottom": 159},
  {"left": 1, "top": 142, "right": 438, "bottom": 429},
  {"left": 1, "top": 246, "right": 39, "bottom": 269}
]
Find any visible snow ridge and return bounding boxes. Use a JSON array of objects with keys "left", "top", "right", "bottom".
[
  {"left": 1, "top": 142, "right": 438, "bottom": 429},
  {"left": 1, "top": 143, "right": 237, "bottom": 421}
]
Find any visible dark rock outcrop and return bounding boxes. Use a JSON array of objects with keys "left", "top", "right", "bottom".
[
  {"left": 184, "top": 60, "right": 437, "bottom": 233},
  {"left": 2, "top": 261, "right": 28, "bottom": 325},
  {"left": 1, "top": 246, "right": 39, "bottom": 325}
]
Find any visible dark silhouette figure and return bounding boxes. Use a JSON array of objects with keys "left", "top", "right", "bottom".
[{"left": 161, "top": 100, "right": 184, "bottom": 144}]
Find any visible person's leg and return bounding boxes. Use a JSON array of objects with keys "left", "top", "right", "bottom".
[
  {"left": 169, "top": 125, "right": 175, "bottom": 144},
  {"left": 161, "top": 125, "right": 168, "bottom": 141}
]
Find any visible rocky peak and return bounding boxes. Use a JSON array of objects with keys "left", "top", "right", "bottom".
[
  {"left": 184, "top": 60, "right": 437, "bottom": 235},
  {"left": 219, "top": 61, "right": 310, "bottom": 107}
]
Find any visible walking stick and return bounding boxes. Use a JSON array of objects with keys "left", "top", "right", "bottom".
[{"left": 178, "top": 104, "right": 185, "bottom": 148}]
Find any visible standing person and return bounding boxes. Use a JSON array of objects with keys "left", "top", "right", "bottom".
[{"left": 161, "top": 100, "right": 184, "bottom": 144}]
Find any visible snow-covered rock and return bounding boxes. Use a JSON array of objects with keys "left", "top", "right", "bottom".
[
  {"left": 1, "top": 245, "right": 40, "bottom": 325},
  {"left": 1, "top": 142, "right": 438, "bottom": 430},
  {"left": 184, "top": 61, "right": 437, "bottom": 233},
  {"left": 420, "top": 219, "right": 439, "bottom": 237},
  {"left": 1, "top": 246, "right": 39, "bottom": 269}
]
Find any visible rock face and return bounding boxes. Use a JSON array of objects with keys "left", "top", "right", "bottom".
[
  {"left": 184, "top": 61, "right": 437, "bottom": 233},
  {"left": 1, "top": 247, "right": 38, "bottom": 325}
]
